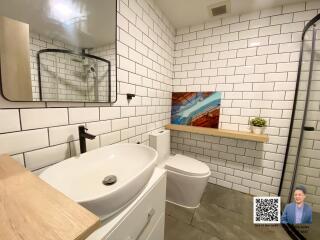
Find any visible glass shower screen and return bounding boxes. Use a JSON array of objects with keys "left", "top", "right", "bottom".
[{"left": 279, "top": 14, "right": 320, "bottom": 240}]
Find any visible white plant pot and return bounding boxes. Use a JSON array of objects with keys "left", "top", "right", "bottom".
[{"left": 252, "top": 126, "right": 264, "bottom": 134}]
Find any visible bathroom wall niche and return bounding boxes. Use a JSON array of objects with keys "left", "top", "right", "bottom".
[{"left": 0, "top": 0, "right": 117, "bottom": 103}]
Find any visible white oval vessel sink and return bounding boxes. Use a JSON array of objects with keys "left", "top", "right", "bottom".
[{"left": 40, "top": 143, "right": 158, "bottom": 220}]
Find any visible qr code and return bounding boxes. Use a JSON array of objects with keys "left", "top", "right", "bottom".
[{"left": 253, "top": 196, "right": 281, "bottom": 224}]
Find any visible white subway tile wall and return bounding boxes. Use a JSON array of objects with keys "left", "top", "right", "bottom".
[
  {"left": 29, "top": 33, "right": 116, "bottom": 102},
  {"left": 0, "top": 0, "right": 174, "bottom": 171},
  {"left": 24, "top": 143, "right": 70, "bottom": 171},
  {"left": 0, "top": 0, "right": 319, "bottom": 200},
  {"left": 172, "top": 1, "right": 320, "bottom": 197},
  {"left": 20, "top": 108, "right": 68, "bottom": 130},
  {"left": 0, "top": 110, "right": 20, "bottom": 133}
]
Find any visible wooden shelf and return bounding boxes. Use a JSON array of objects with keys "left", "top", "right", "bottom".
[
  {"left": 0, "top": 154, "right": 100, "bottom": 240},
  {"left": 165, "top": 124, "right": 268, "bottom": 143}
]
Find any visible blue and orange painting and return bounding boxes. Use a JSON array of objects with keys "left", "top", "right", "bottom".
[{"left": 171, "top": 92, "right": 221, "bottom": 128}]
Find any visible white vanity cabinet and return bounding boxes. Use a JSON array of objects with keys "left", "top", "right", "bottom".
[{"left": 87, "top": 168, "right": 167, "bottom": 240}]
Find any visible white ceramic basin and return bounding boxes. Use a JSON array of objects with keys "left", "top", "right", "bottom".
[{"left": 40, "top": 143, "right": 158, "bottom": 220}]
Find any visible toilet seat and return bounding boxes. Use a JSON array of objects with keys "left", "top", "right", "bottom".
[{"left": 165, "top": 154, "right": 210, "bottom": 177}]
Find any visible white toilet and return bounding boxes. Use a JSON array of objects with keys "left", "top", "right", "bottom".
[{"left": 149, "top": 129, "right": 210, "bottom": 208}]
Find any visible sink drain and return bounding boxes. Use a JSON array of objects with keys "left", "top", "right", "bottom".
[{"left": 102, "top": 175, "right": 117, "bottom": 185}]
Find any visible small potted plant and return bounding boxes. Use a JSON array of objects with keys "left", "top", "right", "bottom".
[{"left": 250, "top": 117, "right": 267, "bottom": 134}]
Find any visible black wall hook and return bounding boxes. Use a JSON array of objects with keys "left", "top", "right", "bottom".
[{"left": 127, "top": 93, "right": 135, "bottom": 100}]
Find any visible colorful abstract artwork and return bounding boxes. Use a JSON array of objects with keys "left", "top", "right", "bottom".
[{"left": 171, "top": 92, "right": 221, "bottom": 128}]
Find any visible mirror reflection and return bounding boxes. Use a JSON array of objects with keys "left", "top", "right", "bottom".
[{"left": 0, "top": 0, "right": 117, "bottom": 102}]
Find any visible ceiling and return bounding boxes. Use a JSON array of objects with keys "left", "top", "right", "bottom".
[
  {"left": 0, "top": 0, "right": 116, "bottom": 49},
  {"left": 154, "top": 0, "right": 312, "bottom": 29}
]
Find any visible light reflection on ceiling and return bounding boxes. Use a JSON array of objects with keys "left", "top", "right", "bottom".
[{"left": 0, "top": 0, "right": 115, "bottom": 48}]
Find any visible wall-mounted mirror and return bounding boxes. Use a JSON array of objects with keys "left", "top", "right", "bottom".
[{"left": 0, "top": 0, "right": 117, "bottom": 103}]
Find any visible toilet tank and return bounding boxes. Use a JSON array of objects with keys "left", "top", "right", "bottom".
[{"left": 149, "top": 129, "right": 170, "bottom": 164}]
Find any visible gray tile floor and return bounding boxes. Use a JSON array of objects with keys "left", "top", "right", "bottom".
[
  {"left": 164, "top": 183, "right": 291, "bottom": 240},
  {"left": 300, "top": 210, "right": 319, "bottom": 240}
]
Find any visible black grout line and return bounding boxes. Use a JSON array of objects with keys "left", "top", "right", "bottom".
[
  {"left": 18, "top": 109, "right": 22, "bottom": 131},
  {"left": 22, "top": 152, "right": 26, "bottom": 168},
  {"left": 47, "top": 128, "right": 50, "bottom": 146}
]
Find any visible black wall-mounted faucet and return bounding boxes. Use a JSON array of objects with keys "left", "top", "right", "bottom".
[{"left": 78, "top": 125, "right": 96, "bottom": 154}]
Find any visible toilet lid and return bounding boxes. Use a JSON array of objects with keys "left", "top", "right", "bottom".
[{"left": 165, "top": 154, "right": 210, "bottom": 176}]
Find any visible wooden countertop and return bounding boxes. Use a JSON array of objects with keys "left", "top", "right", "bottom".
[
  {"left": 165, "top": 124, "right": 269, "bottom": 143},
  {"left": 0, "top": 154, "right": 100, "bottom": 240}
]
